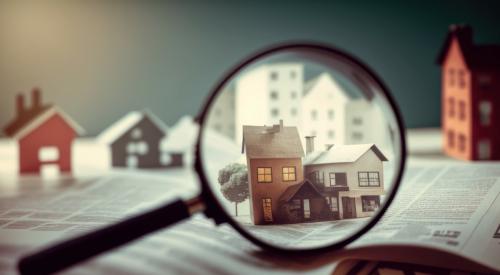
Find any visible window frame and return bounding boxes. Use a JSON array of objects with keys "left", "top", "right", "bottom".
[
  {"left": 257, "top": 167, "right": 272, "bottom": 183},
  {"left": 262, "top": 198, "right": 273, "bottom": 222},
  {"left": 282, "top": 166, "right": 296, "bottom": 182},
  {"left": 358, "top": 171, "right": 381, "bottom": 187},
  {"left": 361, "top": 195, "right": 380, "bottom": 212}
]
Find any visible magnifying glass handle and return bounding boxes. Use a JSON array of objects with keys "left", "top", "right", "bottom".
[{"left": 18, "top": 197, "right": 201, "bottom": 275}]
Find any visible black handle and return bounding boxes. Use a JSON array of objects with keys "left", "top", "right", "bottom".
[{"left": 18, "top": 199, "right": 191, "bottom": 275}]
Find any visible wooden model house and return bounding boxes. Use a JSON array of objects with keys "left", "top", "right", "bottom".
[
  {"left": 98, "top": 110, "right": 170, "bottom": 168},
  {"left": 437, "top": 24, "right": 500, "bottom": 160},
  {"left": 3, "top": 88, "right": 84, "bottom": 175},
  {"left": 303, "top": 140, "right": 387, "bottom": 219}
]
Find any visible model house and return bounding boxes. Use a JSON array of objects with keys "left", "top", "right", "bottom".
[
  {"left": 98, "top": 110, "right": 170, "bottom": 168},
  {"left": 304, "top": 139, "right": 387, "bottom": 219},
  {"left": 437, "top": 24, "right": 500, "bottom": 160},
  {"left": 3, "top": 88, "right": 84, "bottom": 175},
  {"left": 235, "top": 63, "right": 304, "bottom": 143},
  {"left": 302, "top": 73, "right": 389, "bottom": 149},
  {"left": 160, "top": 115, "right": 198, "bottom": 168}
]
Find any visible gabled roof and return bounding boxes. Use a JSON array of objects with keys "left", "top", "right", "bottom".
[
  {"left": 304, "top": 144, "right": 387, "bottom": 166},
  {"left": 436, "top": 24, "right": 500, "bottom": 70},
  {"left": 98, "top": 110, "right": 168, "bottom": 144},
  {"left": 3, "top": 106, "right": 85, "bottom": 140},
  {"left": 303, "top": 73, "right": 351, "bottom": 100},
  {"left": 242, "top": 122, "right": 304, "bottom": 159},
  {"left": 279, "top": 180, "right": 323, "bottom": 203}
]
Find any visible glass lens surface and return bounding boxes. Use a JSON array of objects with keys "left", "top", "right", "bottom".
[{"left": 199, "top": 45, "right": 404, "bottom": 250}]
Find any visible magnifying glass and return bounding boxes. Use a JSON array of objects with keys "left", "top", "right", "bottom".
[{"left": 18, "top": 43, "right": 406, "bottom": 275}]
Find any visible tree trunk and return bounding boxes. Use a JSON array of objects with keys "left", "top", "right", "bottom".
[{"left": 235, "top": 202, "right": 238, "bottom": 216}]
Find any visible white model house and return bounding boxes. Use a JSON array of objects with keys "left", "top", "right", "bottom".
[
  {"left": 302, "top": 73, "right": 389, "bottom": 150},
  {"left": 303, "top": 141, "right": 387, "bottom": 219},
  {"left": 234, "top": 63, "right": 303, "bottom": 143}
]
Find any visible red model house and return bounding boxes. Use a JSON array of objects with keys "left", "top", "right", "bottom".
[
  {"left": 437, "top": 24, "right": 500, "bottom": 160},
  {"left": 3, "top": 88, "right": 84, "bottom": 175}
]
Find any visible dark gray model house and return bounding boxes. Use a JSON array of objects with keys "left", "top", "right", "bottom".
[{"left": 98, "top": 110, "right": 171, "bottom": 168}]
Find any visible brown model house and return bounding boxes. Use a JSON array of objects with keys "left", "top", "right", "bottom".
[{"left": 437, "top": 24, "right": 500, "bottom": 160}]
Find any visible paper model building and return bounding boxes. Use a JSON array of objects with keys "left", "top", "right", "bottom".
[
  {"left": 98, "top": 110, "right": 173, "bottom": 168},
  {"left": 437, "top": 24, "right": 500, "bottom": 160},
  {"left": 2, "top": 88, "right": 84, "bottom": 175},
  {"left": 160, "top": 115, "right": 198, "bottom": 168},
  {"left": 241, "top": 120, "right": 386, "bottom": 225}
]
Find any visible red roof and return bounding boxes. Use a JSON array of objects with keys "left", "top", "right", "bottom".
[
  {"left": 3, "top": 105, "right": 52, "bottom": 137},
  {"left": 436, "top": 24, "right": 500, "bottom": 70}
]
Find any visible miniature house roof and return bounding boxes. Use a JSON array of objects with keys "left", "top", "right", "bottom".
[
  {"left": 3, "top": 106, "right": 85, "bottom": 140},
  {"left": 279, "top": 180, "right": 323, "bottom": 203},
  {"left": 303, "top": 144, "right": 387, "bottom": 166},
  {"left": 242, "top": 121, "right": 304, "bottom": 159},
  {"left": 161, "top": 115, "right": 198, "bottom": 152},
  {"left": 303, "top": 72, "right": 351, "bottom": 99},
  {"left": 436, "top": 24, "right": 500, "bottom": 69},
  {"left": 98, "top": 110, "right": 168, "bottom": 144}
]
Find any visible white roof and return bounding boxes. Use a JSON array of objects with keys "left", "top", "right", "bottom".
[
  {"left": 12, "top": 106, "right": 85, "bottom": 140},
  {"left": 303, "top": 72, "right": 351, "bottom": 101},
  {"left": 304, "top": 144, "right": 387, "bottom": 165},
  {"left": 98, "top": 110, "right": 168, "bottom": 144},
  {"left": 161, "top": 116, "right": 198, "bottom": 152}
]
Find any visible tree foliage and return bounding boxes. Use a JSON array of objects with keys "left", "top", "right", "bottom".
[{"left": 218, "top": 163, "right": 249, "bottom": 216}]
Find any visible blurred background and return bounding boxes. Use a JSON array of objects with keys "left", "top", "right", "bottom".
[{"left": 1, "top": 0, "right": 499, "bottom": 136}]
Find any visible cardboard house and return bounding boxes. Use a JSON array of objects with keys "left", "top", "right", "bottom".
[
  {"left": 303, "top": 140, "right": 387, "bottom": 219},
  {"left": 98, "top": 110, "right": 170, "bottom": 168},
  {"left": 437, "top": 24, "right": 500, "bottom": 160},
  {"left": 2, "top": 88, "right": 84, "bottom": 175},
  {"left": 160, "top": 115, "right": 198, "bottom": 168}
]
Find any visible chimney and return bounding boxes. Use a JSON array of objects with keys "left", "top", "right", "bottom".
[
  {"left": 266, "top": 120, "right": 284, "bottom": 134},
  {"left": 16, "top": 94, "right": 25, "bottom": 117},
  {"left": 32, "top": 87, "right": 41, "bottom": 110},
  {"left": 305, "top": 136, "right": 315, "bottom": 155}
]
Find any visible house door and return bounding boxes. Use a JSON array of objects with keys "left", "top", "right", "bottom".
[
  {"left": 127, "top": 156, "right": 138, "bottom": 168},
  {"left": 342, "top": 197, "right": 356, "bottom": 219},
  {"left": 262, "top": 198, "right": 273, "bottom": 222},
  {"left": 303, "top": 199, "right": 311, "bottom": 219},
  {"left": 38, "top": 147, "right": 61, "bottom": 178}
]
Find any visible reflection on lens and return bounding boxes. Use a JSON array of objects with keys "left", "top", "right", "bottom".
[{"left": 201, "top": 46, "right": 403, "bottom": 250}]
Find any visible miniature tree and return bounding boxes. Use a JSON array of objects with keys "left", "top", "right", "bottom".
[{"left": 218, "top": 163, "right": 249, "bottom": 216}]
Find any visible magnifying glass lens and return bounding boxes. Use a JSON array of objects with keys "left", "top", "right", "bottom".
[{"left": 200, "top": 46, "right": 403, "bottom": 250}]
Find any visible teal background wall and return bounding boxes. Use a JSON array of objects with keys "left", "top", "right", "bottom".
[{"left": 1, "top": 0, "right": 499, "bottom": 136}]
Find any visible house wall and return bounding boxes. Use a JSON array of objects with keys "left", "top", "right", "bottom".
[
  {"left": 304, "top": 150, "right": 384, "bottom": 219},
  {"left": 235, "top": 64, "right": 303, "bottom": 143},
  {"left": 470, "top": 69, "right": 500, "bottom": 160},
  {"left": 19, "top": 114, "right": 76, "bottom": 174},
  {"left": 111, "top": 116, "right": 165, "bottom": 168},
  {"left": 442, "top": 38, "right": 473, "bottom": 160},
  {"left": 344, "top": 100, "right": 389, "bottom": 151},
  {"left": 206, "top": 84, "right": 236, "bottom": 140},
  {"left": 247, "top": 157, "right": 303, "bottom": 225}
]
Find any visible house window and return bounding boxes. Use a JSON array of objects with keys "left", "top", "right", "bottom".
[
  {"left": 328, "top": 130, "right": 334, "bottom": 139},
  {"left": 458, "top": 134, "right": 466, "bottom": 152},
  {"left": 448, "top": 69, "right": 455, "bottom": 86},
  {"left": 38, "top": 147, "right": 59, "bottom": 162},
  {"left": 478, "top": 139, "right": 491, "bottom": 160},
  {"left": 458, "top": 101, "right": 466, "bottom": 120},
  {"left": 358, "top": 172, "right": 380, "bottom": 187},
  {"left": 309, "top": 171, "right": 324, "bottom": 186},
  {"left": 352, "top": 132, "right": 363, "bottom": 140},
  {"left": 270, "top": 91, "right": 278, "bottom": 100},
  {"left": 271, "top": 108, "right": 279, "bottom": 117},
  {"left": 291, "top": 91, "right": 297, "bottom": 99},
  {"left": 311, "top": 130, "right": 317, "bottom": 137},
  {"left": 290, "top": 71, "right": 296, "bottom": 79},
  {"left": 478, "top": 74, "right": 492, "bottom": 90},
  {"left": 270, "top": 72, "right": 278, "bottom": 81},
  {"left": 448, "top": 98, "right": 455, "bottom": 117},
  {"left": 291, "top": 199, "right": 301, "bottom": 210},
  {"left": 479, "top": 101, "right": 492, "bottom": 126},
  {"left": 257, "top": 167, "right": 272, "bottom": 183},
  {"left": 352, "top": 117, "right": 363, "bottom": 125},
  {"left": 326, "top": 197, "right": 339, "bottom": 211},
  {"left": 213, "top": 124, "right": 222, "bottom": 132},
  {"left": 282, "top": 167, "right": 296, "bottom": 181},
  {"left": 328, "top": 173, "right": 336, "bottom": 186},
  {"left": 361, "top": 196, "right": 380, "bottom": 212},
  {"left": 448, "top": 130, "right": 455, "bottom": 148},
  {"left": 131, "top": 128, "right": 142, "bottom": 139},
  {"left": 303, "top": 199, "right": 311, "bottom": 219},
  {"left": 311, "top": 110, "right": 318, "bottom": 120},
  {"left": 262, "top": 198, "right": 273, "bottom": 222},
  {"left": 458, "top": 70, "right": 466, "bottom": 88},
  {"left": 291, "top": 108, "right": 298, "bottom": 116},
  {"left": 328, "top": 110, "right": 334, "bottom": 120}
]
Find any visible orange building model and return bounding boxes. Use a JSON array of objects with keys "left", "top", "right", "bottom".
[{"left": 437, "top": 24, "right": 500, "bottom": 160}]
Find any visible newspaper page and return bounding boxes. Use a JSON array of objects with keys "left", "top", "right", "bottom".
[{"left": 0, "top": 169, "right": 334, "bottom": 275}]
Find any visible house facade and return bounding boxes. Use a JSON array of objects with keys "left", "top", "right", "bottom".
[
  {"left": 304, "top": 142, "right": 387, "bottom": 219},
  {"left": 437, "top": 24, "right": 500, "bottom": 160},
  {"left": 3, "top": 88, "right": 84, "bottom": 175},
  {"left": 98, "top": 110, "right": 171, "bottom": 168},
  {"left": 206, "top": 84, "right": 236, "bottom": 140}
]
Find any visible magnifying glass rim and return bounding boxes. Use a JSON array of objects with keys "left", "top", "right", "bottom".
[{"left": 194, "top": 42, "right": 407, "bottom": 254}]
